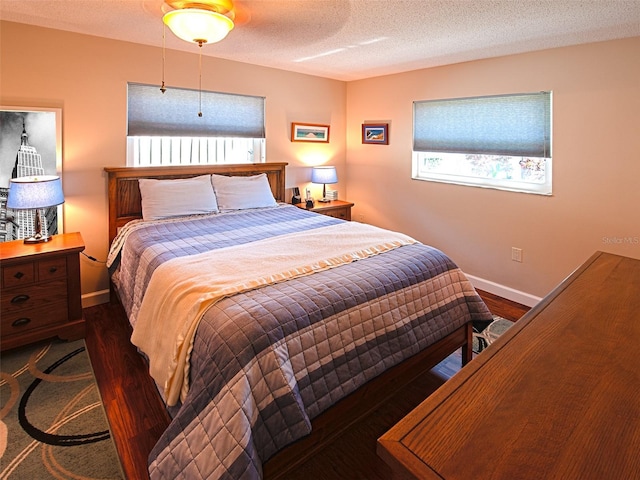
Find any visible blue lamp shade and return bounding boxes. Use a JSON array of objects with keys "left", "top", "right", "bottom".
[
  {"left": 7, "top": 175, "right": 65, "bottom": 209},
  {"left": 7, "top": 175, "right": 64, "bottom": 244},
  {"left": 311, "top": 166, "right": 338, "bottom": 202},
  {"left": 311, "top": 166, "right": 338, "bottom": 185}
]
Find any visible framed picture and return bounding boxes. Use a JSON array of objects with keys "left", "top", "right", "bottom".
[
  {"left": 0, "top": 106, "right": 63, "bottom": 242},
  {"left": 291, "top": 122, "right": 330, "bottom": 143},
  {"left": 362, "top": 123, "right": 389, "bottom": 145}
]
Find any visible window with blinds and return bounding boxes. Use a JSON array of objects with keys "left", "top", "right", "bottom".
[
  {"left": 126, "top": 83, "right": 266, "bottom": 166},
  {"left": 412, "top": 92, "right": 552, "bottom": 195}
]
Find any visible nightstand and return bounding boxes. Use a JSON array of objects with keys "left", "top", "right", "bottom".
[
  {"left": 1, "top": 232, "right": 86, "bottom": 351},
  {"left": 296, "top": 199, "right": 354, "bottom": 221}
]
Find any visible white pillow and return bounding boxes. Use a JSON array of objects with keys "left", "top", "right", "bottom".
[
  {"left": 139, "top": 175, "right": 219, "bottom": 221},
  {"left": 210, "top": 173, "right": 277, "bottom": 211}
]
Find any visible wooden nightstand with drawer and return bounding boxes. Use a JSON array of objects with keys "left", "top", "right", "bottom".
[
  {"left": 296, "top": 199, "right": 354, "bottom": 221},
  {"left": 1, "top": 232, "right": 85, "bottom": 351}
]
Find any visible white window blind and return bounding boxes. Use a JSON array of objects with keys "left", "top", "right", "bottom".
[
  {"left": 127, "top": 83, "right": 265, "bottom": 138},
  {"left": 413, "top": 92, "right": 551, "bottom": 158}
]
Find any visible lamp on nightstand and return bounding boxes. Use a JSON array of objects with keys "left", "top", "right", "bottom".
[
  {"left": 7, "top": 175, "right": 65, "bottom": 244},
  {"left": 311, "top": 166, "right": 338, "bottom": 203}
]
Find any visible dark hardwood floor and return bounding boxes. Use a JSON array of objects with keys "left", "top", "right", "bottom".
[
  {"left": 84, "top": 300, "right": 170, "bottom": 480},
  {"left": 83, "top": 290, "right": 530, "bottom": 480}
]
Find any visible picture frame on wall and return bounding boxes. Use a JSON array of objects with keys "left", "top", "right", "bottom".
[
  {"left": 362, "top": 123, "right": 389, "bottom": 145},
  {"left": 291, "top": 122, "right": 330, "bottom": 143},
  {"left": 0, "top": 106, "right": 63, "bottom": 242}
]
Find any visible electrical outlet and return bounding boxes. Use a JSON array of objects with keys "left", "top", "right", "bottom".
[
  {"left": 358, "top": 214, "right": 365, "bottom": 223},
  {"left": 511, "top": 247, "right": 523, "bottom": 262}
]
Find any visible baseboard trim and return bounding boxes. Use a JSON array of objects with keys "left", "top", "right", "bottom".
[
  {"left": 466, "top": 274, "right": 542, "bottom": 307},
  {"left": 82, "top": 289, "right": 111, "bottom": 308}
]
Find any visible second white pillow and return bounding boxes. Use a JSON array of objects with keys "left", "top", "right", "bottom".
[{"left": 211, "top": 173, "right": 277, "bottom": 211}]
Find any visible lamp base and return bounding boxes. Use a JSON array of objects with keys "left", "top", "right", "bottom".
[
  {"left": 23, "top": 233, "right": 52, "bottom": 244},
  {"left": 317, "top": 198, "right": 332, "bottom": 203}
]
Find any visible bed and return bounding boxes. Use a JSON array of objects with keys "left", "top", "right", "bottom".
[{"left": 104, "top": 162, "right": 492, "bottom": 479}]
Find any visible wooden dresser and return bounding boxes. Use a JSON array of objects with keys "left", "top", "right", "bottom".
[
  {"left": 378, "top": 251, "right": 640, "bottom": 479},
  {"left": 1, "top": 232, "right": 86, "bottom": 351}
]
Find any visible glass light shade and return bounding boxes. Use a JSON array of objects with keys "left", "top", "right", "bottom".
[
  {"left": 7, "top": 175, "right": 65, "bottom": 209},
  {"left": 163, "top": 8, "right": 234, "bottom": 44},
  {"left": 311, "top": 166, "right": 338, "bottom": 185}
]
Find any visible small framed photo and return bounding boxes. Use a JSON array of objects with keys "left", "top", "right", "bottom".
[
  {"left": 362, "top": 123, "right": 389, "bottom": 145},
  {"left": 291, "top": 122, "right": 330, "bottom": 143}
]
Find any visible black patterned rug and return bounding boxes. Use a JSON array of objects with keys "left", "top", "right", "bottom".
[{"left": 0, "top": 339, "right": 123, "bottom": 479}]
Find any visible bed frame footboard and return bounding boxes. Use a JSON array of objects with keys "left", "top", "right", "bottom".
[{"left": 263, "top": 322, "right": 472, "bottom": 479}]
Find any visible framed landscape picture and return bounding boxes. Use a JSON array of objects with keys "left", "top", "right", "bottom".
[
  {"left": 291, "top": 122, "right": 330, "bottom": 143},
  {"left": 0, "top": 106, "right": 63, "bottom": 242},
  {"left": 362, "top": 123, "right": 389, "bottom": 145}
]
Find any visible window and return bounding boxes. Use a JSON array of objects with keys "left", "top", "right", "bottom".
[
  {"left": 127, "top": 83, "right": 265, "bottom": 166},
  {"left": 127, "top": 137, "right": 263, "bottom": 166},
  {"left": 412, "top": 92, "right": 552, "bottom": 195}
]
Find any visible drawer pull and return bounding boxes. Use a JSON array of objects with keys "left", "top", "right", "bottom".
[
  {"left": 49, "top": 267, "right": 58, "bottom": 273},
  {"left": 11, "top": 294, "right": 30, "bottom": 304},
  {"left": 14, "top": 271, "right": 25, "bottom": 280},
  {"left": 12, "top": 317, "right": 31, "bottom": 328}
]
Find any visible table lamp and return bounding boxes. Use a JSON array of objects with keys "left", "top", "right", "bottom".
[
  {"left": 311, "top": 166, "right": 337, "bottom": 203},
  {"left": 7, "top": 175, "right": 65, "bottom": 244}
]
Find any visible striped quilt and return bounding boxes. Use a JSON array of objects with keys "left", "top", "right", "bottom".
[{"left": 108, "top": 204, "right": 492, "bottom": 479}]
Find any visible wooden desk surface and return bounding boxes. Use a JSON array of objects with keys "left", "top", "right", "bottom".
[{"left": 378, "top": 251, "right": 640, "bottom": 479}]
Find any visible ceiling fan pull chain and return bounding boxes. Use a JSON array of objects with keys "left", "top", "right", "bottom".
[
  {"left": 198, "top": 43, "right": 203, "bottom": 117},
  {"left": 160, "top": 23, "right": 167, "bottom": 94}
]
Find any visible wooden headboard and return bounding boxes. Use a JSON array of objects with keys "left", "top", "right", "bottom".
[{"left": 104, "top": 162, "right": 288, "bottom": 245}]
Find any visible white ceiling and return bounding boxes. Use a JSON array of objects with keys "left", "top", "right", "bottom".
[{"left": 2, "top": 0, "right": 640, "bottom": 81}]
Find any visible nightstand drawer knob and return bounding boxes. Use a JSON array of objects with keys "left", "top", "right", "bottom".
[
  {"left": 12, "top": 317, "right": 31, "bottom": 328},
  {"left": 14, "top": 271, "right": 25, "bottom": 280},
  {"left": 49, "top": 267, "right": 58, "bottom": 273},
  {"left": 11, "top": 294, "right": 30, "bottom": 304}
]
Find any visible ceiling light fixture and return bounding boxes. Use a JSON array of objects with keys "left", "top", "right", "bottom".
[
  {"left": 163, "top": 1, "right": 234, "bottom": 47},
  {"left": 163, "top": 8, "right": 234, "bottom": 46}
]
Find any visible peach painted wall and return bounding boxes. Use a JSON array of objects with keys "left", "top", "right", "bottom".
[
  {"left": 346, "top": 37, "right": 640, "bottom": 301},
  {"left": 1, "top": 22, "right": 346, "bottom": 304}
]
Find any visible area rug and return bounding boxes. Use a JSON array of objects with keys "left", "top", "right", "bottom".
[
  {"left": 0, "top": 339, "right": 123, "bottom": 479},
  {"left": 432, "top": 316, "right": 514, "bottom": 379}
]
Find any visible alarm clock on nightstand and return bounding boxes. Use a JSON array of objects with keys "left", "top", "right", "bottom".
[{"left": 291, "top": 187, "right": 302, "bottom": 204}]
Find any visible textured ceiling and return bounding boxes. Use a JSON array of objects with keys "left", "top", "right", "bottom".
[{"left": 2, "top": 0, "right": 639, "bottom": 81}]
